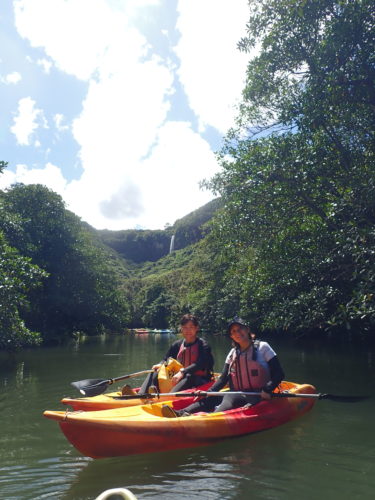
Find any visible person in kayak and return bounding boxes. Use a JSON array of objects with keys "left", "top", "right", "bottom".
[
  {"left": 125, "top": 314, "right": 214, "bottom": 395},
  {"left": 162, "top": 316, "right": 285, "bottom": 417}
]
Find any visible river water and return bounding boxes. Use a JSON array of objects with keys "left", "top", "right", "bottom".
[{"left": 1, "top": 333, "right": 374, "bottom": 500}]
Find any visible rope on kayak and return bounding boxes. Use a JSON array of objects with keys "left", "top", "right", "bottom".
[
  {"left": 95, "top": 488, "right": 138, "bottom": 500},
  {"left": 63, "top": 409, "right": 84, "bottom": 421}
]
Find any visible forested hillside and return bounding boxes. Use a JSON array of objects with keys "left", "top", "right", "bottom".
[
  {"left": 0, "top": 177, "right": 131, "bottom": 349},
  {"left": 125, "top": 0, "right": 375, "bottom": 336},
  {"left": 96, "top": 198, "right": 221, "bottom": 263},
  {"left": 1, "top": 0, "right": 374, "bottom": 351},
  {"left": 0, "top": 167, "right": 219, "bottom": 349}
]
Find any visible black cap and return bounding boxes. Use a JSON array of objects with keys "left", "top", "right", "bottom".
[{"left": 227, "top": 316, "right": 248, "bottom": 334}]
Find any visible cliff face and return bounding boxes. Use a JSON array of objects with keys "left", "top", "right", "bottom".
[{"left": 96, "top": 198, "right": 221, "bottom": 263}]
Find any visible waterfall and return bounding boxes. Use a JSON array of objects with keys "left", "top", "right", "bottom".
[{"left": 169, "top": 234, "right": 175, "bottom": 254}]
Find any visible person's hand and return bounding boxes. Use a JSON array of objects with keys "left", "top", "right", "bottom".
[
  {"left": 171, "top": 370, "right": 184, "bottom": 386},
  {"left": 192, "top": 389, "right": 207, "bottom": 401},
  {"left": 260, "top": 390, "right": 271, "bottom": 400},
  {"left": 152, "top": 363, "right": 162, "bottom": 371}
]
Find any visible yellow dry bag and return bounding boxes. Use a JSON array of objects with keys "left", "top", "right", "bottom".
[{"left": 157, "top": 357, "right": 184, "bottom": 392}]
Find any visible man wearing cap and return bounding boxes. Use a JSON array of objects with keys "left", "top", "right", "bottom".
[{"left": 162, "top": 316, "right": 285, "bottom": 418}]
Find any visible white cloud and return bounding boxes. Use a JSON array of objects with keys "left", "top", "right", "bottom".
[
  {"left": 138, "top": 121, "right": 218, "bottom": 226},
  {"left": 100, "top": 181, "right": 144, "bottom": 219},
  {"left": 37, "top": 58, "right": 52, "bottom": 73},
  {"left": 0, "top": 162, "right": 67, "bottom": 195},
  {"left": 14, "top": 0, "right": 151, "bottom": 81},
  {"left": 65, "top": 121, "right": 218, "bottom": 229},
  {"left": 9, "top": 0, "right": 249, "bottom": 229},
  {"left": 174, "top": 0, "right": 249, "bottom": 133},
  {"left": 1, "top": 71, "right": 22, "bottom": 84},
  {"left": 53, "top": 113, "right": 69, "bottom": 132},
  {"left": 0, "top": 169, "right": 16, "bottom": 190},
  {"left": 10, "top": 97, "right": 47, "bottom": 146}
]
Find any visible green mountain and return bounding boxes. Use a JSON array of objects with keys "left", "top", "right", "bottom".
[{"left": 96, "top": 198, "right": 221, "bottom": 264}]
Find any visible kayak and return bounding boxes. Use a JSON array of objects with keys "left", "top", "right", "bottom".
[
  {"left": 61, "top": 379, "right": 216, "bottom": 411},
  {"left": 148, "top": 329, "right": 174, "bottom": 334},
  {"left": 44, "top": 381, "right": 316, "bottom": 458}
]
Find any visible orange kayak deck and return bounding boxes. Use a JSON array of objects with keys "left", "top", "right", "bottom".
[
  {"left": 44, "top": 381, "right": 316, "bottom": 458},
  {"left": 61, "top": 379, "right": 216, "bottom": 411}
]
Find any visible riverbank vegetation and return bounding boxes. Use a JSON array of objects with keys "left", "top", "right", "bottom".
[
  {"left": 0, "top": 179, "right": 130, "bottom": 349},
  {"left": 1, "top": 0, "right": 374, "bottom": 350}
]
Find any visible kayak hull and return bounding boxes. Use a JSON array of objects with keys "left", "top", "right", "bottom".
[{"left": 45, "top": 381, "right": 316, "bottom": 458}]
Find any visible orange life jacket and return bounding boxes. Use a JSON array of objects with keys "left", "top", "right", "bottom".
[
  {"left": 228, "top": 341, "right": 270, "bottom": 391},
  {"left": 177, "top": 339, "right": 207, "bottom": 377}
]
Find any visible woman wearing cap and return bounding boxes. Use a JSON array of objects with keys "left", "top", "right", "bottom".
[{"left": 162, "top": 317, "right": 284, "bottom": 417}]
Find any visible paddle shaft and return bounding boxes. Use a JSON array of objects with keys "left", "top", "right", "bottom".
[
  {"left": 114, "top": 390, "right": 368, "bottom": 402},
  {"left": 115, "top": 390, "right": 300, "bottom": 400},
  {"left": 109, "top": 369, "right": 153, "bottom": 385}
]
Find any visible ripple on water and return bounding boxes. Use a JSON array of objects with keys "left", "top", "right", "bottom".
[
  {"left": 0, "top": 456, "right": 91, "bottom": 500},
  {"left": 1, "top": 336, "right": 375, "bottom": 500}
]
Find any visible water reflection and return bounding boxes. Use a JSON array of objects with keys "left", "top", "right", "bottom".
[
  {"left": 1, "top": 334, "right": 374, "bottom": 500},
  {"left": 61, "top": 417, "right": 318, "bottom": 500}
]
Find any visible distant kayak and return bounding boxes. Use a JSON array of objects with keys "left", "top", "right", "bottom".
[
  {"left": 132, "top": 328, "right": 149, "bottom": 334},
  {"left": 44, "top": 381, "right": 316, "bottom": 458},
  {"left": 148, "top": 329, "right": 175, "bottom": 334},
  {"left": 61, "top": 379, "right": 216, "bottom": 411}
]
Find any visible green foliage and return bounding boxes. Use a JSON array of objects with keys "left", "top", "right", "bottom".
[
  {"left": 172, "top": 198, "right": 222, "bottom": 250},
  {"left": 98, "top": 229, "right": 171, "bottom": 263},
  {"left": 126, "top": 240, "right": 232, "bottom": 332},
  {"left": 1, "top": 184, "right": 130, "bottom": 344},
  {"left": 139, "top": 281, "right": 174, "bottom": 328},
  {"left": 0, "top": 215, "right": 47, "bottom": 350},
  {"left": 0, "top": 161, "right": 7, "bottom": 174},
  {"left": 204, "top": 0, "right": 375, "bottom": 335}
]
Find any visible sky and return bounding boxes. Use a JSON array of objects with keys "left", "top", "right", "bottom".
[{"left": 0, "top": 0, "right": 250, "bottom": 230}]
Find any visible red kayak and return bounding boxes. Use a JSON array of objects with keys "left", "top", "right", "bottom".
[{"left": 44, "top": 381, "right": 316, "bottom": 458}]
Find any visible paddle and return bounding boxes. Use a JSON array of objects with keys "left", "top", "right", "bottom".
[
  {"left": 71, "top": 369, "right": 153, "bottom": 397},
  {"left": 113, "top": 390, "right": 369, "bottom": 403}
]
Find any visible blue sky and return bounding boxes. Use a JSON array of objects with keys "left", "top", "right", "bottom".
[{"left": 1, "top": 0, "right": 249, "bottom": 230}]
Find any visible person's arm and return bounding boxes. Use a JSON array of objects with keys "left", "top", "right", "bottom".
[
  {"left": 207, "top": 362, "right": 230, "bottom": 392},
  {"left": 262, "top": 356, "right": 285, "bottom": 393}
]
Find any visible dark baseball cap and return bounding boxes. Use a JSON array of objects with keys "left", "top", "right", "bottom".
[{"left": 227, "top": 316, "right": 248, "bottom": 334}]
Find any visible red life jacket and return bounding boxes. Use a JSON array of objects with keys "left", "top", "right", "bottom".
[
  {"left": 177, "top": 339, "right": 207, "bottom": 376},
  {"left": 228, "top": 341, "right": 271, "bottom": 391}
]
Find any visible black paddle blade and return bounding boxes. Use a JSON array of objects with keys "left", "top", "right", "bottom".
[
  {"left": 320, "top": 393, "right": 370, "bottom": 403},
  {"left": 71, "top": 378, "right": 111, "bottom": 397}
]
